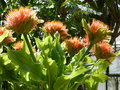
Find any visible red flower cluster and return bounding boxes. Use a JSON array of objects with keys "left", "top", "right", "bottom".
[
  {"left": 88, "top": 19, "right": 108, "bottom": 34},
  {"left": 65, "top": 37, "right": 84, "bottom": 54},
  {"left": 93, "top": 41, "right": 114, "bottom": 59},
  {"left": 43, "top": 21, "right": 69, "bottom": 40},
  {"left": 83, "top": 19, "right": 109, "bottom": 43},
  {"left": 5, "top": 7, "right": 40, "bottom": 34}
]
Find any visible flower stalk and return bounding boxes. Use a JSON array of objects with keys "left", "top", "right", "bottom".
[
  {"left": 80, "top": 43, "right": 94, "bottom": 62},
  {"left": 23, "top": 33, "right": 36, "bottom": 62}
]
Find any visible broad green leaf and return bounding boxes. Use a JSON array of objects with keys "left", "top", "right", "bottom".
[
  {"left": 53, "top": 75, "right": 70, "bottom": 90},
  {"left": 7, "top": 48, "right": 45, "bottom": 81},
  {"left": 0, "top": 53, "right": 18, "bottom": 82},
  {"left": 43, "top": 56, "right": 58, "bottom": 89},
  {"left": 68, "top": 68, "right": 90, "bottom": 90},
  {"left": 7, "top": 36, "right": 45, "bottom": 82},
  {"left": 85, "top": 75, "right": 98, "bottom": 90},
  {"left": 84, "top": 56, "right": 95, "bottom": 63},
  {"left": 52, "top": 33, "right": 65, "bottom": 75},
  {"left": 85, "top": 73, "right": 108, "bottom": 90},
  {"left": 73, "top": 48, "right": 86, "bottom": 62},
  {"left": 93, "top": 59, "right": 110, "bottom": 73},
  {"left": 35, "top": 33, "right": 65, "bottom": 76},
  {"left": 54, "top": 67, "right": 89, "bottom": 90},
  {"left": 35, "top": 38, "right": 43, "bottom": 50},
  {"left": 66, "top": 48, "right": 86, "bottom": 72},
  {"left": 35, "top": 34, "right": 53, "bottom": 55},
  {"left": 92, "top": 74, "right": 108, "bottom": 83},
  {"left": 69, "top": 67, "right": 89, "bottom": 79},
  {"left": 69, "top": 74, "right": 85, "bottom": 90}
]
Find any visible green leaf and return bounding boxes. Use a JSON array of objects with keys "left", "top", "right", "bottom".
[
  {"left": 67, "top": 48, "right": 86, "bottom": 72},
  {"left": 42, "top": 56, "right": 58, "bottom": 89},
  {"left": 69, "top": 67, "right": 89, "bottom": 79},
  {"left": 35, "top": 38, "right": 43, "bottom": 50},
  {"left": 61, "top": 0, "right": 70, "bottom": 7},
  {"left": 115, "top": 50, "right": 120, "bottom": 56},
  {"left": 35, "top": 33, "right": 65, "bottom": 76},
  {"left": 84, "top": 73, "right": 108, "bottom": 90},
  {"left": 54, "top": 67, "right": 89, "bottom": 90},
  {"left": 7, "top": 37, "right": 45, "bottom": 82},
  {"left": 92, "top": 73, "right": 108, "bottom": 83},
  {"left": 93, "top": 59, "right": 110, "bottom": 73},
  {"left": 72, "top": 48, "right": 86, "bottom": 62},
  {"left": 84, "top": 56, "right": 95, "bottom": 63},
  {"left": 85, "top": 75, "right": 98, "bottom": 90},
  {"left": 52, "top": 33, "right": 66, "bottom": 75},
  {"left": 53, "top": 75, "right": 70, "bottom": 90},
  {"left": 68, "top": 67, "right": 90, "bottom": 90},
  {"left": 81, "top": 19, "right": 91, "bottom": 38},
  {"left": 69, "top": 75, "right": 85, "bottom": 90},
  {"left": 35, "top": 34, "right": 53, "bottom": 55},
  {"left": 0, "top": 53, "right": 18, "bottom": 82}
]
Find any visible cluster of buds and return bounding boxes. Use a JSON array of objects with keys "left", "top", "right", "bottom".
[
  {"left": 43, "top": 21, "right": 69, "bottom": 40},
  {"left": 82, "top": 19, "right": 115, "bottom": 60}
]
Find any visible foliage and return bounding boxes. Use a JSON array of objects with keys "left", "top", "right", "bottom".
[{"left": 0, "top": 0, "right": 120, "bottom": 90}]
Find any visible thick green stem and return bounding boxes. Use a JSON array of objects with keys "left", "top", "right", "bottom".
[
  {"left": 23, "top": 33, "right": 36, "bottom": 62},
  {"left": 80, "top": 43, "right": 94, "bottom": 62}
]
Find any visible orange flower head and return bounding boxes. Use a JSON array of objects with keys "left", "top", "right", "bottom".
[
  {"left": 88, "top": 19, "right": 109, "bottom": 34},
  {"left": 5, "top": 7, "right": 40, "bottom": 34},
  {"left": 13, "top": 41, "right": 23, "bottom": 50},
  {"left": 94, "top": 41, "right": 114, "bottom": 59},
  {"left": 44, "top": 21, "right": 69, "bottom": 40},
  {"left": 83, "top": 19, "right": 109, "bottom": 43},
  {"left": 65, "top": 37, "right": 84, "bottom": 54}
]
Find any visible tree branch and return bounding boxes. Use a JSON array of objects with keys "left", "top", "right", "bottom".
[{"left": 109, "top": 23, "right": 120, "bottom": 45}]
